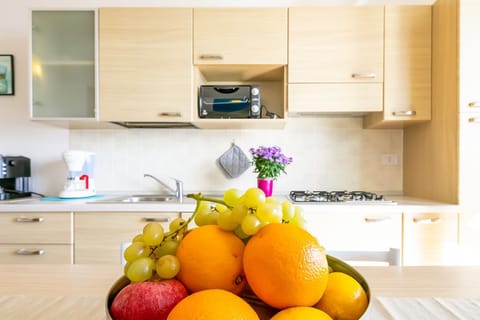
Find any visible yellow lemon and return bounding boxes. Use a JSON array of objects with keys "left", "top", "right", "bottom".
[{"left": 315, "top": 272, "right": 368, "bottom": 320}]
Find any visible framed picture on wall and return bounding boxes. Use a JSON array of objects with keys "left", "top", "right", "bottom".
[{"left": 0, "top": 54, "right": 14, "bottom": 95}]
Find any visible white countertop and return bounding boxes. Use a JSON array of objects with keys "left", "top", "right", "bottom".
[{"left": 0, "top": 192, "right": 458, "bottom": 213}]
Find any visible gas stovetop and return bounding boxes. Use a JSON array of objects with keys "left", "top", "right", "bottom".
[{"left": 289, "top": 190, "right": 397, "bottom": 205}]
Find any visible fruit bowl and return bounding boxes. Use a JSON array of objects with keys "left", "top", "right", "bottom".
[{"left": 105, "top": 255, "right": 370, "bottom": 320}]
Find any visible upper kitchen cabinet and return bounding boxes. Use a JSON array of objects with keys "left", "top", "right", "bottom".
[
  {"left": 364, "top": 6, "right": 432, "bottom": 129},
  {"left": 193, "top": 8, "right": 287, "bottom": 65},
  {"left": 31, "top": 10, "right": 96, "bottom": 119},
  {"left": 288, "top": 7, "right": 384, "bottom": 113},
  {"left": 98, "top": 8, "right": 193, "bottom": 124}
]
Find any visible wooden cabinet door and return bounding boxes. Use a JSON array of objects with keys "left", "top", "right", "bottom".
[
  {"left": 458, "top": 113, "right": 480, "bottom": 264},
  {"left": 99, "top": 8, "right": 192, "bottom": 122},
  {"left": 364, "top": 6, "right": 432, "bottom": 128},
  {"left": 459, "top": 113, "right": 480, "bottom": 207},
  {"left": 193, "top": 8, "right": 287, "bottom": 65},
  {"left": 289, "top": 7, "right": 384, "bottom": 83},
  {"left": 459, "top": 0, "right": 480, "bottom": 113},
  {"left": 288, "top": 7, "right": 383, "bottom": 112},
  {"left": 403, "top": 212, "right": 459, "bottom": 266},
  {"left": 74, "top": 212, "right": 179, "bottom": 264}
]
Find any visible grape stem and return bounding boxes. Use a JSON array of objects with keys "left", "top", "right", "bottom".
[
  {"left": 186, "top": 192, "right": 230, "bottom": 208},
  {"left": 159, "top": 193, "right": 228, "bottom": 241}
]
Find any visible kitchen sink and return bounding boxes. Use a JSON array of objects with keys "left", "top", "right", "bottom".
[
  {"left": 116, "top": 195, "right": 177, "bottom": 202},
  {"left": 88, "top": 194, "right": 178, "bottom": 203}
]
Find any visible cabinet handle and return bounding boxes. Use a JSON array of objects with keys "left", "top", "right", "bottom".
[
  {"left": 468, "top": 101, "right": 480, "bottom": 108},
  {"left": 392, "top": 110, "right": 417, "bottom": 116},
  {"left": 158, "top": 112, "right": 181, "bottom": 118},
  {"left": 468, "top": 117, "right": 480, "bottom": 123},
  {"left": 199, "top": 54, "right": 224, "bottom": 60},
  {"left": 15, "top": 248, "right": 45, "bottom": 256},
  {"left": 364, "top": 217, "right": 391, "bottom": 223},
  {"left": 15, "top": 217, "right": 44, "bottom": 223},
  {"left": 351, "top": 73, "right": 376, "bottom": 79},
  {"left": 142, "top": 217, "right": 171, "bottom": 223},
  {"left": 413, "top": 217, "right": 441, "bottom": 224}
]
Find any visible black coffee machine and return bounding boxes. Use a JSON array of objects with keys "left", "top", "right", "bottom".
[{"left": 0, "top": 155, "right": 32, "bottom": 200}]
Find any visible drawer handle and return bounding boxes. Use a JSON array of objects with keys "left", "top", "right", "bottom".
[
  {"left": 468, "top": 117, "right": 480, "bottom": 123},
  {"left": 392, "top": 110, "right": 417, "bottom": 116},
  {"left": 16, "top": 248, "right": 45, "bottom": 256},
  {"left": 413, "top": 217, "right": 441, "bottom": 224},
  {"left": 158, "top": 112, "right": 182, "bottom": 118},
  {"left": 199, "top": 54, "right": 223, "bottom": 60},
  {"left": 15, "top": 217, "right": 44, "bottom": 223},
  {"left": 142, "top": 217, "right": 171, "bottom": 223},
  {"left": 364, "top": 217, "right": 391, "bottom": 223},
  {"left": 351, "top": 73, "right": 376, "bottom": 79},
  {"left": 468, "top": 101, "right": 480, "bottom": 108}
]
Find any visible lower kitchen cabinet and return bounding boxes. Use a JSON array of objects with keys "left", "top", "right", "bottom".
[
  {"left": 402, "top": 212, "right": 459, "bottom": 266},
  {"left": 74, "top": 212, "right": 180, "bottom": 264},
  {"left": 303, "top": 212, "right": 403, "bottom": 256},
  {"left": 0, "top": 212, "right": 73, "bottom": 264}
]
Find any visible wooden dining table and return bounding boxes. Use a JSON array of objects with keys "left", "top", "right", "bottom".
[{"left": 1, "top": 264, "right": 480, "bottom": 319}]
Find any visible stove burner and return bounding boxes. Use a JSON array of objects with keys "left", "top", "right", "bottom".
[{"left": 289, "top": 190, "right": 388, "bottom": 203}]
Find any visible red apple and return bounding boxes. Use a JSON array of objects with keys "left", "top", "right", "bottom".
[{"left": 110, "top": 279, "right": 188, "bottom": 320}]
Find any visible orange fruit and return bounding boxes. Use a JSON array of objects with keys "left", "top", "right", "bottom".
[
  {"left": 166, "top": 288, "right": 259, "bottom": 320},
  {"left": 243, "top": 223, "right": 329, "bottom": 309},
  {"left": 271, "top": 306, "right": 333, "bottom": 320},
  {"left": 175, "top": 225, "right": 246, "bottom": 294},
  {"left": 314, "top": 272, "right": 369, "bottom": 320}
]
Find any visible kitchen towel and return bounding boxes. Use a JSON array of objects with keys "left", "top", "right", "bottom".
[{"left": 217, "top": 143, "right": 251, "bottom": 179}]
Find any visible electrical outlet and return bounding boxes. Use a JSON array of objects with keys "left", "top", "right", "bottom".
[{"left": 381, "top": 154, "right": 399, "bottom": 166}]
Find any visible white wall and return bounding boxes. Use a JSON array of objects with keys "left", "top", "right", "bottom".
[{"left": 1, "top": 0, "right": 404, "bottom": 197}]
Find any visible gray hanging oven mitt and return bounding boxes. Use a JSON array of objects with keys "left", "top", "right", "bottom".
[{"left": 217, "top": 144, "right": 251, "bottom": 178}]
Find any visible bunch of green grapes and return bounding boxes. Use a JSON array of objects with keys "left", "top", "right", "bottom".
[
  {"left": 192, "top": 187, "right": 306, "bottom": 239},
  {"left": 122, "top": 217, "right": 187, "bottom": 282}
]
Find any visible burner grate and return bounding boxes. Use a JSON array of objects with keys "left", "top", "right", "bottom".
[{"left": 289, "top": 190, "right": 389, "bottom": 203}]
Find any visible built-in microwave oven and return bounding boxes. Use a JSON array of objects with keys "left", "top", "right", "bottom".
[{"left": 198, "top": 85, "right": 261, "bottom": 119}]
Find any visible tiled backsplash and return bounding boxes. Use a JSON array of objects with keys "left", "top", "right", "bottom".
[{"left": 69, "top": 117, "right": 403, "bottom": 195}]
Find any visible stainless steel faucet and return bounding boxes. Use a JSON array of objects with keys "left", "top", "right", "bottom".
[{"left": 143, "top": 173, "right": 183, "bottom": 201}]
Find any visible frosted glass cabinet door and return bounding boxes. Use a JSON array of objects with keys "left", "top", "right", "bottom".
[{"left": 31, "top": 11, "right": 96, "bottom": 119}]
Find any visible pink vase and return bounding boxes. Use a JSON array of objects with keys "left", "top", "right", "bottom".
[{"left": 257, "top": 178, "right": 274, "bottom": 197}]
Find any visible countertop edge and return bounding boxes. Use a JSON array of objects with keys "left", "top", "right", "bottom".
[{"left": 0, "top": 194, "right": 459, "bottom": 213}]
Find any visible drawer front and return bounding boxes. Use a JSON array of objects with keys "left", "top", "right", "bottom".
[
  {"left": 288, "top": 83, "right": 383, "bottom": 113},
  {"left": 0, "top": 212, "right": 72, "bottom": 244},
  {"left": 305, "top": 212, "right": 402, "bottom": 251},
  {"left": 74, "top": 212, "right": 180, "bottom": 264},
  {"left": 403, "top": 212, "right": 459, "bottom": 266},
  {"left": 0, "top": 244, "right": 73, "bottom": 264}
]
